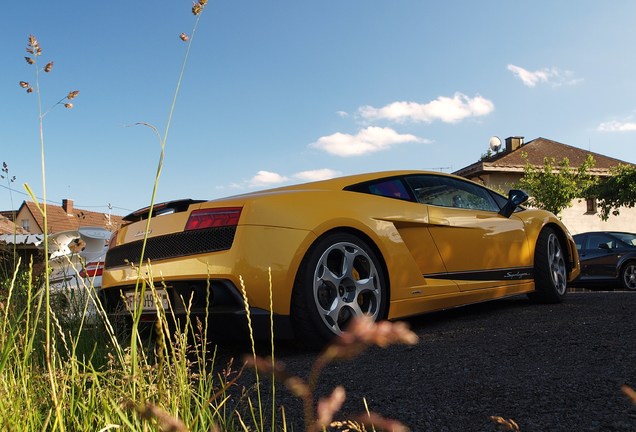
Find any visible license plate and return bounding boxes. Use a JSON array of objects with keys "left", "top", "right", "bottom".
[{"left": 125, "top": 289, "right": 170, "bottom": 313}]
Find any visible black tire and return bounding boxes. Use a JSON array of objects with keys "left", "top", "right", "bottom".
[
  {"left": 529, "top": 227, "right": 568, "bottom": 303},
  {"left": 620, "top": 261, "right": 636, "bottom": 290},
  {"left": 290, "top": 232, "right": 388, "bottom": 349}
]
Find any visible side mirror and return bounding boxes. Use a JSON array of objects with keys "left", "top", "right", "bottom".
[{"left": 499, "top": 189, "right": 529, "bottom": 218}]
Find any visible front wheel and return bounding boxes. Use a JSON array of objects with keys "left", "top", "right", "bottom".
[
  {"left": 291, "top": 232, "right": 388, "bottom": 348},
  {"left": 620, "top": 262, "right": 636, "bottom": 290},
  {"left": 529, "top": 227, "right": 568, "bottom": 303}
]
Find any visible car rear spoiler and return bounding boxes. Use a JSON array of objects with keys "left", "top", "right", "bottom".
[{"left": 123, "top": 199, "right": 206, "bottom": 222}]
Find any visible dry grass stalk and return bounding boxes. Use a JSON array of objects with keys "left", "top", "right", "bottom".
[
  {"left": 350, "top": 412, "right": 410, "bottom": 432},
  {"left": 316, "top": 386, "right": 346, "bottom": 428},
  {"left": 125, "top": 400, "right": 190, "bottom": 432},
  {"left": 322, "top": 316, "right": 419, "bottom": 362},
  {"left": 622, "top": 385, "right": 636, "bottom": 405},
  {"left": 490, "top": 416, "right": 521, "bottom": 431}
]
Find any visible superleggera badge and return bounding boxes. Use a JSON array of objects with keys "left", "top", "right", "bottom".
[{"left": 504, "top": 271, "right": 531, "bottom": 279}]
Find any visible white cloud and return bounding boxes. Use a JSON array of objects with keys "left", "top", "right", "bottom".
[
  {"left": 598, "top": 120, "right": 636, "bottom": 132},
  {"left": 507, "top": 64, "right": 582, "bottom": 87},
  {"left": 336, "top": 111, "right": 349, "bottom": 118},
  {"left": 294, "top": 168, "right": 341, "bottom": 181},
  {"left": 249, "top": 170, "right": 289, "bottom": 187},
  {"left": 310, "top": 126, "right": 427, "bottom": 157},
  {"left": 358, "top": 93, "right": 494, "bottom": 124}
]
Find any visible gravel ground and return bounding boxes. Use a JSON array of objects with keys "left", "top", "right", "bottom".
[{"left": 215, "top": 291, "right": 636, "bottom": 431}]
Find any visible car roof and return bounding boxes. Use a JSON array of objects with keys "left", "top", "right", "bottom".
[
  {"left": 574, "top": 231, "right": 636, "bottom": 236},
  {"left": 221, "top": 170, "right": 459, "bottom": 199}
]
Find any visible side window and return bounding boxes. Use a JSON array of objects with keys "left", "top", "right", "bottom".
[
  {"left": 369, "top": 179, "right": 411, "bottom": 199},
  {"left": 585, "top": 234, "right": 612, "bottom": 250},
  {"left": 574, "top": 236, "right": 583, "bottom": 251},
  {"left": 405, "top": 175, "right": 499, "bottom": 212},
  {"left": 488, "top": 190, "right": 509, "bottom": 210},
  {"left": 613, "top": 232, "right": 636, "bottom": 246},
  {"left": 351, "top": 178, "right": 411, "bottom": 200}
]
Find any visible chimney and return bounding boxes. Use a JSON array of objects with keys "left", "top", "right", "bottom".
[
  {"left": 62, "top": 199, "right": 74, "bottom": 215},
  {"left": 505, "top": 136, "right": 524, "bottom": 152}
]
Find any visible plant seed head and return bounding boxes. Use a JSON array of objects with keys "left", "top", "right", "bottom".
[
  {"left": 199, "top": 0, "right": 208, "bottom": 6},
  {"left": 27, "top": 35, "right": 42, "bottom": 56},
  {"left": 44, "top": 61, "right": 54, "bottom": 73},
  {"left": 19, "top": 81, "right": 29, "bottom": 88},
  {"left": 25, "top": 57, "right": 34, "bottom": 65},
  {"left": 26, "top": 87, "right": 33, "bottom": 93},
  {"left": 316, "top": 386, "right": 346, "bottom": 429},
  {"left": 179, "top": 32, "right": 189, "bottom": 42},
  {"left": 67, "top": 90, "right": 79, "bottom": 100},
  {"left": 64, "top": 103, "right": 73, "bottom": 109},
  {"left": 622, "top": 385, "right": 636, "bottom": 405},
  {"left": 192, "top": 2, "right": 202, "bottom": 15}
]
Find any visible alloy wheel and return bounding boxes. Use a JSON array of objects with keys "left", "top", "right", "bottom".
[
  {"left": 623, "top": 263, "right": 636, "bottom": 290},
  {"left": 547, "top": 233, "right": 567, "bottom": 295},
  {"left": 312, "top": 241, "right": 381, "bottom": 334}
]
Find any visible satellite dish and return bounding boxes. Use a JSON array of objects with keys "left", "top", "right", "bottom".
[{"left": 489, "top": 136, "right": 502, "bottom": 152}]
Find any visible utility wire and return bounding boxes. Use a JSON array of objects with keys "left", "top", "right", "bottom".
[{"left": 0, "top": 183, "right": 132, "bottom": 212}]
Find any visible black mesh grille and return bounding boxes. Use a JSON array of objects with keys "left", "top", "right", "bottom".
[{"left": 105, "top": 226, "right": 237, "bottom": 268}]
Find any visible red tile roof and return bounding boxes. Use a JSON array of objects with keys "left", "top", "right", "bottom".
[
  {"left": 454, "top": 137, "right": 634, "bottom": 178},
  {"left": 0, "top": 214, "right": 27, "bottom": 235},
  {"left": 19, "top": 200, "right": 123, "bottom": 233}
]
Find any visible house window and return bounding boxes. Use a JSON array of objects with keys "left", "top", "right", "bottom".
[
  {"left": 21, "top": 219, "right": 29, "bottom": 231},
  {"left": 586, "top": 198, "right": 597, "bottom": 214}
]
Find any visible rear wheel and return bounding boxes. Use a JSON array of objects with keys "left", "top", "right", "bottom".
[
  {"left": 620, "top": 262, "right": 636, "bottom": 290},
  {"left": 291, "top": 232, "right": 388, "bottom": 348},
  {"left": 529, "top": 227, "right": 568, "bottom": 303}
]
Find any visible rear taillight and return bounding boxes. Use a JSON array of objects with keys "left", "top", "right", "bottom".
[
  {"left": 80, "top": 261, "right": 104, "bottom": 278},
  {"left": 107, "top": 230, "right": 118, "bottom": 251},
  {"left": 185, "top": 207, "right": 242, "bottom": 230}
]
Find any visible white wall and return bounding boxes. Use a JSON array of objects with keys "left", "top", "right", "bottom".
[
  {"left": 468, "top": 172, "right": 634, "bottom": 234},
  {"left": 560, "top": 200, "right": 636, "bottom": 235}
]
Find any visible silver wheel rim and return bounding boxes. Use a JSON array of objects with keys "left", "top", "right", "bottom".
[
  {"left": 312, "top": 241, "right": 381, "bottom": 335},
  {"left": 623, "top": 264, "right": 636, "bottom": 290},
  {"left": 547, "top": 233, "right": 567, "bottom": 295}
]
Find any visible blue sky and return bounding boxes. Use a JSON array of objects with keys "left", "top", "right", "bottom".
[{"left": 2, "top": 1, "right": 636, "bottom": 216}]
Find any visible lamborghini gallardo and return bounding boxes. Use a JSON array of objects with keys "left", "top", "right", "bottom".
[{"left": 102, "top": 171, "right": 580, "bottom": 346}]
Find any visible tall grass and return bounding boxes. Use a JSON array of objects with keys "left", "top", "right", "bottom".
[
  {"left": 0, "top": 248, "right": 424, "bottom": 431},
  {"left": 0, "top": 262, "right": 248, "bottom": 431}
]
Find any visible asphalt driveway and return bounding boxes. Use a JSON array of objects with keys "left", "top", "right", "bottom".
[{"left": 215, "top": 291, "right": 636, "bottom": 431}]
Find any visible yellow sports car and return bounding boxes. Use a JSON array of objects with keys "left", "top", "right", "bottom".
[{"left": 102, "top": 170, "right": 580, "bottom": 346}]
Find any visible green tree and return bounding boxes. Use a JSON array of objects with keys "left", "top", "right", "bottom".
[
  {"left": 591, "top": 164, "right": 636, "bottom": 220},
  {"left": 517, "top": 153, "right": 596, "bottom": 216}
]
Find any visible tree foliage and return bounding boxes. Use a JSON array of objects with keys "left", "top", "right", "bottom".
[
  {"left": 591, "top": 164, "right": 636, "bottom": 220},
  {"left": 517, "top": 153, "right": 596, "bottom": 216}
]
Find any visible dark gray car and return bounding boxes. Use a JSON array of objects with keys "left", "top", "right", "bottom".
[{"left": 571, "top": 231, "right": 636, "bottom": 290}]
